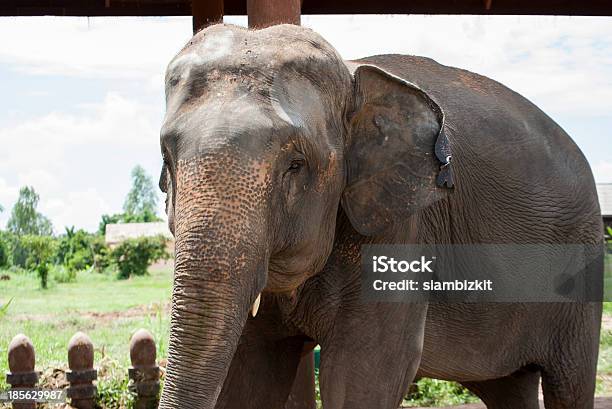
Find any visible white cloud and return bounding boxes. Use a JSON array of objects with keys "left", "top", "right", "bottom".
[
  {"left": 0, "top": 177, "right": 19, "bottom": 217},
  {"left": 42, "top": 188, "right": 111, "bottom": 233},
  {"left": 0, "top": 92, "right": 160, "bottom": 173},
  {"left": 0, "top": 17, "right": 192, "bottom": 80},
  {"left": 2, "top": 15, "right": 610, "bottom": 119},
  {"left": 300, "top": 15, "right": 612, "bottom": 119},
  {"left": 0, "top": 92, "right": 164, "bottom": 232}
]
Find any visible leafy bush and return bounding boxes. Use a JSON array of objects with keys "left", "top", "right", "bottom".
[
  {"left": 403, "top": 378, "right": 478, "bottom": 407},
  {"left": 52, "top": 265, "right": 77, "bottom": 283},
  {"left": 18, "top": 235, "right": 57, "bottom": 288},
  {"left": 37, "top": 264, "right": 50, "bottom": 289},
  {"left": 56, "top": 227, "right": 96, "bottom": 272},
  {"left": 8, "top": 233, "right": 29, "bottom": 268},
  {"left": 0, "top": 232, "right": 9, "bottom": 268},
  {"left": 7, "top": 233, "right": 58, "bottom": 272},
  {"left": 90, "top": 235, "right": 112, "bottom": 273},
  {"left": 111, "top": 235, "right": 169, "bottom": 279}
]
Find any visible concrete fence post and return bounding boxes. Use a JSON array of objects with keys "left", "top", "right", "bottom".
[
  {"left": 6, "top": 334, "right": 38, "bottom": 409},
  {"left": 129, "top": 329, "right": 160, "bottom": 409},
  {"left": 66, "top": 332, "right": 97, "bottom": 409}
]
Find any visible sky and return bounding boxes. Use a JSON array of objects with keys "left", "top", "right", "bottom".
[{"left": 0, "top": 15, "right": 611, "bottom": 233}]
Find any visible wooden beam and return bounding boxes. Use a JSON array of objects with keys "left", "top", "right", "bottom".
[
  {"left": 2, "top": 0, "right": 612, "bottom": 18},
  {"left": 247, "top": 0, "right": 301, "bottom": 28},
  {"left": 192, "top": 0, "right": 223, "bottom": 34}
]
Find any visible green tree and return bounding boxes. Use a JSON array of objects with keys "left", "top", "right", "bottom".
[
  {"left": 20, "top": 235, "right": 57, "bottom": 288},
  {"left": 98, "top": 166, "right": 162, "bottom": 235},
  {"left": 97, "top": 213, "right": 124, "bottom": 236},
  {"left": 7, "top": 186, "right": 53, "bottom": 236},
  {"left": 56, "top": 227, "right": 96, "bottom": 272},
  {"left": 123, "top": 165, "right": 160, "bottom": 219}
]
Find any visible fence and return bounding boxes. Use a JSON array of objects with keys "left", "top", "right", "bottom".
[{"left": 5, "top": 329, "right": 161, "bottom": 409}]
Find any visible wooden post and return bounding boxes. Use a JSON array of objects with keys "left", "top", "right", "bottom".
[
  {"left": 67, "top": 332, "right": 97, "bottom": 409},
  {"left": 129, "top": 329, "right": 160, "bottom": 409},
  {"left": 247, "top": 0, "right": 301, "bottom": 28},
  {"left": 192, "top": 0, "right": 223, "bottom": 34},
  {"left": 6, "top": 334, "right": 38, "bottom": 409}
]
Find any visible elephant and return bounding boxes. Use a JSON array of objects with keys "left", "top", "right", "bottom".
[{"left": 157, "top": 23, "right": 603, "bottom": 409}]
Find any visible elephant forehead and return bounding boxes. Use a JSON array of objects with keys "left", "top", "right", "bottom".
[
  {"left": 162, "top": 100, "right": 283, "bottom": 157},
  {"left": 171, "top": 28, "right": 236, "bottom": 68},
  {"left": 167, "top": 29, "right": 270, "bottom": 88},
  {"left": 165, "top": 24, "right": 345, "bottom": 99}
]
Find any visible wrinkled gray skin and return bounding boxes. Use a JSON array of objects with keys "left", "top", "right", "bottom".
[{"left": 158, "top": 24, "right": 603, "bottom": 409}]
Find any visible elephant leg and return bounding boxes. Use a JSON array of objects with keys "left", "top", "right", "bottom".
[
  {"left": 215, "top": 333, "right": 307, "bottom": 409},
  {"left": 319, "top": 303, "right": 428, "bottom": 409},
  {"left": 540, "top": 304, "right": 600, "bottom": 409},
  {"left": 285, "top": 349, "right": 317, "bottom": 409},
  {"left": 461, "top": 368, "right": 540, "bottom": 409},
  {"left": 541, "top": 360, "right": 597, "bottom": 409}
]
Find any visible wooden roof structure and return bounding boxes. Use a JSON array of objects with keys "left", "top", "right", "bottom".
[
  {"left": 3, "top": 1, "right": 612, "bottom": 17},
  {"left": 2, "top": 1, "right": 612, "bottom": 33}
]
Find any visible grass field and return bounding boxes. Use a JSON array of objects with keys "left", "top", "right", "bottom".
[
  {"left": 0, "top": 265, "right": 172, "bottom": 394},
  {"left": 1, "top": 253, "right": 612, "bottom": 407}
]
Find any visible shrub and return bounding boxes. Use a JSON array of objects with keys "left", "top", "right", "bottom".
[
  {"left": 404, "top": 378, "right": 478, "bottom": 407},
  {"left": 18, "top": 235, "right": 57, "bottom": 288},
  {"left": 52, "top": 265, "right": 77, "bottom": 283},
  {"left": 111, "top": 235, "right": 169, "bottom": 279},
  {"left": 37, "top": 264, "right": 50, "bottom": 289},
  {"left": 0, "top": 233, "right": 9, "bottom": 268},
  {"left": 91, "top": 235, "right": 112, "bottom": 273},
  {"left": 9, "top": 233, "right": 29, "bottom": 268},
  {"left": 56, "top": 227, "right": 96, "bottom": 272}
]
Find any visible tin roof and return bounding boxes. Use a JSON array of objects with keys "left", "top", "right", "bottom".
[
  {"left": 597, "top": 184, "right": 612, "bottom": 217},
  {"left": 105, "top": 222, "right": 173, "bottom": 245}
]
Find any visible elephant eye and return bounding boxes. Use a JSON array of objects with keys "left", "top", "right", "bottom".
[
  {"left": 287, "top": 158, "right": 305, "bottom": 173},
  {"left": 159, "top": 162, "right": 170, "bottom": 193}
]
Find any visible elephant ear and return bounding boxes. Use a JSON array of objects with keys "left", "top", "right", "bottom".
[{"left": 342, "top": 64, "right": 453, "bottom": 236}]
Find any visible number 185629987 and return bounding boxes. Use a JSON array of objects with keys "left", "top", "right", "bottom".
[{"left": 0, "top": 388, "right": 66, "bottom": 403}]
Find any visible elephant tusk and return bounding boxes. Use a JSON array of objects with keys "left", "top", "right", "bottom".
[{"left": 251, "top": 293, "right": 261, "bottom": 317}]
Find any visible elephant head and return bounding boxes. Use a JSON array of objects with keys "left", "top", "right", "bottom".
[{"left": 158, "top": 24, "right": 450, "bottom": 409}]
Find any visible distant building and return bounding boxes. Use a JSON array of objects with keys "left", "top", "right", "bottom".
[
  {"left": 105, "top": 222, "right": 174, "bottom": 255},
  {"left": 597, "top": 184, "right": 612, "bottom": 238}
]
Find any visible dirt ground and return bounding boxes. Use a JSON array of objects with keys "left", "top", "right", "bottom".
[{"left": 410, "top": 397, "right": 612, "bottom": 409}]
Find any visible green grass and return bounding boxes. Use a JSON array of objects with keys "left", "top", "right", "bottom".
[
  {"left": 0, "top": 266, "right": 171, "bottom": 315},
  {"left": 0, "top": 266, "right": 172, "bottom": 392}
]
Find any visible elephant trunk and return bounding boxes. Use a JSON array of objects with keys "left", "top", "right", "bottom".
[{"left": 159, "top": 170, "right": 268, "bottom": 409}]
